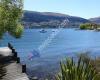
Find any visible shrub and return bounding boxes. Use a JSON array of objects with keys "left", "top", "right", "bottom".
[
  {"left": 80, "top": 23, "right": 91, "bottom": 30},
  {"left": 80, "top": 24, "right": 87, "bottom": 30},
  {"left": 0, "top": 0, "right": 23, "bottom": 39},
  {"left": 56, "top": 56, "right": 98, "bottom": 80},
  {"left": 11, "top": 24, "right": 24, "bottom": 38}
]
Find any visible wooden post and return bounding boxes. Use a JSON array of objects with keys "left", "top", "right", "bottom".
[
  {"left": 8, "top": 43, "right": 11, "bottom": 48},
  {"left": 13, "top": 52, "right": 17, "bottom": 58},
  {"left": 8, "top": 43, "right": 13, "bottom": 49},
  {"left": 12, "top": 48, "right": 15, "bottom": 53},
  {"left": 22, "top": 64, "right": 26, "bottom": 73},
  {"left": 16, "top": 57, "right": 20, "bottom": 63}
]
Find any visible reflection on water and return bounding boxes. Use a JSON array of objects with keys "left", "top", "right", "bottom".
[
  {"left": 0, "top": 29, "right": 100, "bottom": 79},
  {"left": 28, "top": 50, "right": 40, "bottom": 60}
]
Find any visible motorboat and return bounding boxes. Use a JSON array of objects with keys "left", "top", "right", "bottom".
[
  {"left": 39, "top": 29, "right": 47, "bottom": 33},
  {"left": 52, "top": 30, "right": 55, "bottom": 32}
]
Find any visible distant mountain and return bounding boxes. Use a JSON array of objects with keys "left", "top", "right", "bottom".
[
  {"left": 89, "top": 17, "right": 100, "bottom": 24},
  {"left": 22, "top": 10, "right": 90, "bottom": 28}
]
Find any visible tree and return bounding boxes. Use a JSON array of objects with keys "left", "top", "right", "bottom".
[
  {"left": 80, "top": 23, "right": 91, "bottom": 30},
  {"left": 0, "top": 0, "right": 23, "bottom": 39}
]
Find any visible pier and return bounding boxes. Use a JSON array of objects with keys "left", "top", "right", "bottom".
[{"left": 0, "top": 43, "right": 30, "bottom": 80}]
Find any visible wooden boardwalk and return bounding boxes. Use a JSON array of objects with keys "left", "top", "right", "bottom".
[{"left": 0, "top": 47, "right": 30, "bottom": 80}]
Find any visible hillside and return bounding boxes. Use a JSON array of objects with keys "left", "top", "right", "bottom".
[
  {"left": 89, "top": 17, "right": 100, "bottom": 24},
  {"left": 22, "top": 10, "right": 90, "bottom": 28}
]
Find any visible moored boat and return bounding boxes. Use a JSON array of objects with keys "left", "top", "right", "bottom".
[{"left": 39, "top": 29, "right": 47, "bottom": 33}]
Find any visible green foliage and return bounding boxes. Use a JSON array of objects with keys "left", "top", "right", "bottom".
[
  {"left": 9, "top": 24, "right": 24, "bottom": 38},
  {"left": 56, "top": 56, "right": 98, "bottom": 80},
  {"left": 80, "top": 23, "right": 100, "bottom": 30},
  {"left": 0, "top": 0, "right": 23, "bottom": 39},
  {"left": 77, "top": 53, "right": 100, "bottom": 73},
  {"left": 80, "top": 23, "right": 91, "bottom": 30},
  {"left": 77, "top": 53, "right": 100, "bottom": 80}
]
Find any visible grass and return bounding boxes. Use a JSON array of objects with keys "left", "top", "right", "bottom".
[{"left": 56, "top": 53, "right": 100, "bottom": 80}]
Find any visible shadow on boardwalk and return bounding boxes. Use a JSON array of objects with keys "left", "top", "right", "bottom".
[
  {"left": 0, "top": 47, "right": 30, "bottom": 80},
  {"left": 0, "top": 56, "right": 7, "bottom": 80}
]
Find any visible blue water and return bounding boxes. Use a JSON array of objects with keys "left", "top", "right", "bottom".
[{"left": 0, "top": 29, "right": 100, "bottom": 79}]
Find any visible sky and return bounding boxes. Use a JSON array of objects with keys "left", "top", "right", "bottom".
[{"left": 24, "top": 0, "right": 100, "bottom": 19}]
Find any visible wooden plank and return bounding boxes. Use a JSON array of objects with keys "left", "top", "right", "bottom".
[
  {"left": 2, "top": 63, "right": 29, "bottom": 80},
  {"left": 0, "top": 47, "right": 30, "bottom": 80},
  {"left": 0, "top": 47, "right": 12, "bottom": 56}
]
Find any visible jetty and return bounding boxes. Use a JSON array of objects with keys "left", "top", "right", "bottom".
[{"left": 0, "top": 44, "right": 30, "bottom": 80}]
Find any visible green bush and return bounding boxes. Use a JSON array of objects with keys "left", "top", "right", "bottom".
[
  {"left": 0, "top": 0, "right": 23, "bottom": 39},
  {"left": 77, "top": 53, "right": 100, "bottom": 73},
  {"left": 80, "top": 23, "right": 91, "bottom": 30},
  {"left": 80, "top": 23, "right": 100, "bottom": 30},
  {"left": 9, "top": 24, "right": 24, "bottom": 38},
  {"left": 56, "top": 56, "right": 98, "bottom": 80},
  {"left": 80, "top": 24, "right": 87, "bottom": 29}
]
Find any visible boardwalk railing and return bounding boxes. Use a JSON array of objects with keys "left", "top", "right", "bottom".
[
  {"left": 8, "top": 43, "right": 26, "bottom": 73},
  {"left": 8, "top": 43, "right": 38, "bottom": 80}
]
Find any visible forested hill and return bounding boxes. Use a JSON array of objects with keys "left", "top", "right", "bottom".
[
  {"left": 89, "top": 17, "right": 100, "bottom": 24},
  {"left": 22, "top": 10, "right": 90, "bottom": 28}
]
